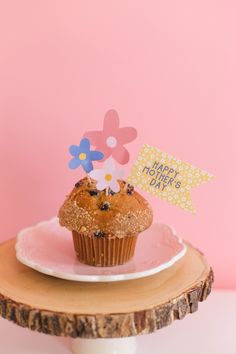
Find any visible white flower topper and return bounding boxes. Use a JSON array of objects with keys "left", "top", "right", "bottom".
[{"left": 89, "top": 157, "right": 123, "bottom": 193}]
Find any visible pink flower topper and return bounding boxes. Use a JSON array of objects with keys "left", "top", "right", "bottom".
[{"left": 84, "top": 110, "right": 137, "bottom": 165}]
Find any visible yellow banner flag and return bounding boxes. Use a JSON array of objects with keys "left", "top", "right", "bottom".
[{"left": 127, "top": 144, "right": 214, "bottom": 213}]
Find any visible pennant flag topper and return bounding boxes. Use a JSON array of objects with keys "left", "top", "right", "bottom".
[{"left": 127, "top": 144, "right": 214, "bottom": 214}]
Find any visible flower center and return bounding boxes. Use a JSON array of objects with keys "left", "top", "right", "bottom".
[
  {"left": 106, "top": 136, "right": 117, "bottom": 148},
  {"left": 105, "top": 173, "right": 112, "bottom": 181},
  {"left": 79, "top": 153, "right": 87, "bottom": 160}
]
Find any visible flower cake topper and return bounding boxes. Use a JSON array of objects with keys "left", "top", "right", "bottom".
[
  {"left": 66, "top": 110, "right": 214, "bottom": 213},
  {"left": 84, "top": 109, "right": 137, "bottom": 165},
  {"left": 68, "top": 110, "right": 136, "bottom": 193},
  {"left": 90, "top": 157, "right": 124, "bottom": 193},
  {"left": 68, "top": 138, "right": 104, "bottom": 173}
]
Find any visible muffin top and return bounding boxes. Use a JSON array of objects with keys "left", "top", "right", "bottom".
[{"left": 58, "top": 177, "right": 153, "bottom": 239}]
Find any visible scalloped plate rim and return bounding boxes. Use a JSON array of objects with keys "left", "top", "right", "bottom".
[{"left": 15, "top": 217, "right": 187, "bottom": 282}]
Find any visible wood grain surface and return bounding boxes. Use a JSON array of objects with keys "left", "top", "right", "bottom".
[{"left": 0, "top": 239, "right": 213, "bottom": 338}]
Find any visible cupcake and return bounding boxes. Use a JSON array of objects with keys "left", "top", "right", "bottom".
[{"left": 58, "top": 177, "right": 153, "bottom": 267}]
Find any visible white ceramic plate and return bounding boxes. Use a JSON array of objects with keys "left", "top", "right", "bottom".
[{"left": 15, "top": 218, "right": 186, "bottom": 282}]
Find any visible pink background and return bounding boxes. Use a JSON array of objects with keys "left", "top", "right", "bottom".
[{"left": 0, "top": 1, "right": 235, "bottom": 289}]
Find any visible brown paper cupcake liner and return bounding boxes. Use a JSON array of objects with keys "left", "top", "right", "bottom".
[{"left": 72, "top": 231, "right": 138, "bottom": 267}]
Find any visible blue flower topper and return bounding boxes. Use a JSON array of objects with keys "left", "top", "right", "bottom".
[{"left": 69, "top": 138, "right": 104, "bottom": 173}]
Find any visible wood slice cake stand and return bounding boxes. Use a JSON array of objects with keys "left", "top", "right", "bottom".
[{"left": 0, "top": 239, "right": 213, "bottom": 354}]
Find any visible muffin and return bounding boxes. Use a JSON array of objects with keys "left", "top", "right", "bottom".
[{"left": 58, "top": 177, "right": 153, "bottom": 266}]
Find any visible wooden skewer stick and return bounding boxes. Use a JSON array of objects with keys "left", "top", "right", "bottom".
[{"left": 87, "top": 174, "right": 91, "bottom": 183}]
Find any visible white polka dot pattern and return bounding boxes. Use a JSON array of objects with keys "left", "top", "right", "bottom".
[{"left": 127, "top": 144, "right": 214, "bottom": 213}]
